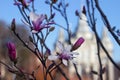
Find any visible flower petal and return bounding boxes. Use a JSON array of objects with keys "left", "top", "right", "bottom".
[
  {"left": 39, "top": 14, "right": 45, "bottom": 22},
  {"left": 56, "top": 41, "right": 64, "bottom": 52},
  {"left": 62, "top": 59, "right": 68, "bottom": 66},
  {"left": 72, "top": 52, "right": 79, "bottom": 55},
  {"left": 71, "top": 59, "right": 78, "bottom": 65},
  {"left": 31, "top": 30, "right": 38, "bottom": 33},
  {"left": 48, "top": 55, "right": 58, "bottom": 60},
  {"left": 29, "top": 12, "right": 39, "bottom": 22},
  {"left": 35, "top": 14, "right": 45, "bottom": 27},
  {"left": 65, "top": 45, "right": 71, "bottom": 52}
]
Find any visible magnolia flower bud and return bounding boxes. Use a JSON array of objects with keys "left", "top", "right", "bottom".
[
  {"left": 7, "top": 42, "right": 17, "bottom": 62},
  {"left": 65, "top": 3, "right": 69, "bottom": 7},
  {"left": 58, "top": 2, "right": 62, "bottom": 8},
  {"left": 75, "top": 10, "right": 79, "bottom": 16},
  {"left": 117, "top": 30, "right": 120, "bottom": 36},
  {"left": 71, "top": 37, "right": 85, "bottom": 51},
  {"left": 50, "top": 13, "right": 55, "bottom": 19},
  {"left": 49, "top": 27, "right": 55, "bottom": 32},
  {"left": 11, "top": 18, "right": 16, "bottom": 31}
]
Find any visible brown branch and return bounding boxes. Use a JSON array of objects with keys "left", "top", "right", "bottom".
[
  {"left": 94, "top": 0, "right": 120, "bottom": 46},
  {"left": 73, "top": 63, "right": 82, "bottom": 80},
  {"left": 86, "top": 0, "right": 103, "bottom": 79}
]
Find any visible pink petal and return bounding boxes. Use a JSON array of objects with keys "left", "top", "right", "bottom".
[
  {"left": 29, "top": 12, "right": 39, "bottom": 22},
  {"left": 31, "top": 30, "right": 38, "bottom": 33},
  {"left": 62, "top": 59, "right": 68, "bottom": 66},
  {"left": 48, "top": 55, "right": 58, "bottom": 60},
  {"left": 57, "top": 41, "right": 64, "bottom": 52}
]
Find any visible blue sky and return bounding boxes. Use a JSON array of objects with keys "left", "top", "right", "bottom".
[{"left": 0, "top": 0, "right": 120, "bottom": 62}]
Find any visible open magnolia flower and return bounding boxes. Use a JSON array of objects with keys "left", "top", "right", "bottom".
[
  {"left": 30, "top": 12, "right": 54, "bottom": 33},
  {"left": 22, "top": 12, "right": 54, "bottom": 33},
  {"left": 48, "top": 41, "right": 79, "bottom": 66}
]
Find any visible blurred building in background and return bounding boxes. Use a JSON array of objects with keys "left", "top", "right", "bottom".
[{"left": 56, "top": 9, "right": 115, "bottom": 80}]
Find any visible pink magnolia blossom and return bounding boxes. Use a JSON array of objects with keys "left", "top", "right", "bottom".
[
  {"left": 48, "top": 41, "right": 78, "bottom": 66},
  {"left": 7, "top": 42, "right": 16, "bottom": 61},
  {"left": 23, "top": 12, "right": 54, "bottom": 33},
  {"left": 71, "top": 37, "right": 85, "bottom": 51},
  {"left": 30, "top": 12, "right": 46, "bottom": 33}
]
